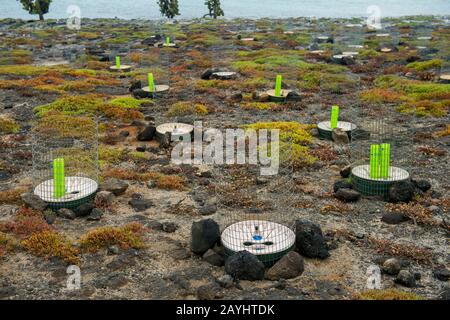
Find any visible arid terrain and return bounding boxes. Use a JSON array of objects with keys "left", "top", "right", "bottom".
[{"left": 0, "top": 16, "right": 449, "bottom": 300}]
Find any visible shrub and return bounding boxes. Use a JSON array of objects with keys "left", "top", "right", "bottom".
[
  {"left": 355, "top": 289, "right": 423, "bottom": 300},
  {"left": 109, "top": 97, "right": 153, "bottom": 109},
  {"left": 79, "top": 222, "right": 146, "bottom": 253},
  {"left": 360, "top": 88, "right": 406, "bottom": 104},
  {"left": 21, "top": 231, "right": 80, "bottom": 265},
  {"left": 243, "top": 122, "right": 317, "bottom": 169},
  {"left": 0, "top": 232, "right": 19, "bottom": 257},
  {"left": 0, "top": 188, "right": 26, "bottom": 204},
  {"left": 0, "top": 117, "right": 20, "bottom": 134},
  {"left": 0, "top": 207, "right": 51, "bottom": 238},
  {"left": 406, "top": 59, "right": 442, "bottom": 72},
  {"left": 34, "top": 94, "right": 104, "bottom": 116},
  {"left": 166, "top": 102, "right": 208, "bottom": 117}
]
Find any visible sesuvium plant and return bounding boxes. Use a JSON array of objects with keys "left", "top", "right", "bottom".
[{"left": 17, "top": 0, "right": 52, "bottom": 21}]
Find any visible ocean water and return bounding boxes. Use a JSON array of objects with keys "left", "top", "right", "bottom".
[{"left": 0, "top": 0, "right": 449, "bottom": 20}]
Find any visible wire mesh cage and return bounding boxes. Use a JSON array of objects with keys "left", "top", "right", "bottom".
[
  {"left": 350, "top": 116, "right": 412, "bottom": 198},
  {"left": 214, "top": 129, "right": 298, "bottom": 267},
  {"left": 108, "top": 44, "right": 132, "bottom": 72},
  {"left": 317, "top": 73, "right": 360, "bottom": 141},
  {"left": 32, "top": 115, "right": 99, "bottom": 210}
]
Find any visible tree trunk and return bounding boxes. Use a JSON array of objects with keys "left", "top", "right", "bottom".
[{"left": 39, "top": 13, "right": 44, "bottom": 21}]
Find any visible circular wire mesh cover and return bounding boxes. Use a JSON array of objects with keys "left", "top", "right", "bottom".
[{"left": 32, "top": 115, "right": 99, "bottom": 209}]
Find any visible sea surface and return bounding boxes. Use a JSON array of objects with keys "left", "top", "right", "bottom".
[{"left": 0, "top": 0, "right": 449, "bottom": 20}]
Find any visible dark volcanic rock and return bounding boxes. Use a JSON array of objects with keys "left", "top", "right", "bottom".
[
  {"left": 132, "top": 88, "right": 150, "bottom": 99},
  {"left": 381, "top": 212, "right": 410, "bottom": 225},
  {"left": 137, "top": 125, "right": 156, "bottom": 141},
  {"left": 412, "top": 179, "right": 431, "bottom": 192},
  {"left": 382, "top": 258, "right": 401, "bottom": 275},
  {"left": 339, "top": 165, "right": 352, "bottom": 178},
  {"left": 433, "top": 268, "right": 450, "bottom": 281},
  {"left": 87, "top": 208, "right": 103, "bottom": 221},
  {"left": 129, "top": 80, "right": 142, "bottom": 92},
  {"left": 201, "top": 68, "right": 220, "bottom": 80},
  {"left": 128, "top": 198, "right": 153, "bottom": 212},
  {"left": 43, "top": 210, "right": 56, "bottom": 224},
  {"left": 57, "top": 208, "right": 76, "bottom": 220},
  {"left": 395, "top": 270, "right": 416, "bottom": 287},
  {"left": 94, "top": 191, "right": 114, "bottom": 206},
  {"left": 389, "top": 181, "right": 415, "bottom": 203},
  {"left": 21, "top": 192, "right": 47, "bottom": 211},
  {"left": 286, "top": 91, "right": 301, "bottom": 101},
  {"left": 101, "top": 178, "right": 129, "bottom": 196},
  {"left": 197, "top": 283, "right": 221, "bottom": 300},
  {"left": 191, "top": 219, "right": 220, "bottom": 255},
  {"left": 225, "top": 251, "right": 265, "bottom": 281},
  {"left": 198, "top": 198, "right": 217, "bottom": 215},
  {"left": 266, "top": 251, "right": 304, "bottom": 280},
  {"left": 203, "top": 249, "right": 225, "bottom": 266},
  {"left": 295, "top": 220, "right": 330, "bottom": 259},
  {"left": 74, "top": 203, "right": 94, "bottom": 217},
  {"left": 335, "top": 188, "right": 360, "bottom": 202},
  {"left": 333, "top": 180, "right": 353, "bottom": 192}
]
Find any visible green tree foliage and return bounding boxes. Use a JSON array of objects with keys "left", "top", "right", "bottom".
[
  {"left": 17, "top": 0, "right": 52, "bottom": 21},
  {"left": 205, "top": 0, "right": 224, "bottom": 19},
  {"left": 157, "top": 0, "right": 180, "bottom": 19}
]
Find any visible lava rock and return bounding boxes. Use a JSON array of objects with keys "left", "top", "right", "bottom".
[
  {"left": 333, "top": 180, "right": 353, "bottom": 192},
  {"left": 335, "top": 188, "right": 361, "bottom": 202},
  {"left": 203, "top": 249, "right": 225, "bottom": 266},
  {"left": 216, "top": 274, "right": 234, "bottom": 288},
  {"left": 340, "top": 165, "right": 352, "bottom": 178},
  {"left": 229, "top": 92, "right": 243, "bottom": 102},
  {"left": 101, "top": 178, "right": 129, "bottom": 196},
  {"left": 412, "top": 179, "right": 431, "bottom": 192},
  {"left": 381, "top": 212, "right": 410, "bottom": 225},
  {"left": 43, "top": 211, "right": 56, "bottom": 224},
  {"left": 21, "top": 193, "right": 47, "bottom": 211},
  {"left": 74, "top": 203, "right": 94, "bottom": 217},
  {"left": 197, "top": 283, "right": 221, "bottom": 300},
  {"left": 87, "top": 208, "right": 103, "bottom": 221},
  {"left": 57, "top": 208, "right": 76, "bottom": 220},
  {"left": 438, "top": 287, "right": 450, "bottom": 300},
  {"left": 395, "top": 270, "right": 416, "bottom": 287},
  {"left": 107, "top": 245, "right": 120, "bottom": 255},
  {"left": 201, "top": 68, "right": 220, "bottom": 80},
  {"left": 129, "top": 80, "right": 142, "bottom": 92},
  {"left": 433, "top": 268, "right": 450, "bottom": 281},
  {"left": 128, "top": 198, "right": 153, "bottom": 212},
  {"left": 382, "top": 258, "right": 401, "bottom": 275},
  {"left": 225, "top": 251, "right": 265, "bottom": 281},
  {"left": 198, "top": 198, "right": 217, "bottom": 216},
  {"left": 266, "top": 251, "right": 305, "bottom": 280},
  {"left": 295, "top": 220, "right": 330, "bottom": 259},
  {"left": 191, "top": 219, "right": 220, "bottom": 255},
  {"left": 332, "top": 128, "right": 350, "bottom": 144},
  {"left": 132, "top": 88, "right": 150, "bottom": 99},
  {"left": 161, "top": 222, "right": 178, "bottom": 233},
  {"left": 388, "top": 181, "right": 415, "bottom": 203},
  {"left": 137, "top": 125, "right": 156, "bottom": 141},
  {"left": 286, "top": 91, "right": 302, "bottom": 101},
  {"left": 94, "top": 191, "right": 114, "bottom": 206}
]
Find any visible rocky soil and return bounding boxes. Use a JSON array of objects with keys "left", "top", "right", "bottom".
[{"left": 0, "top": 16, "right": 449, "bottom": 300}]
